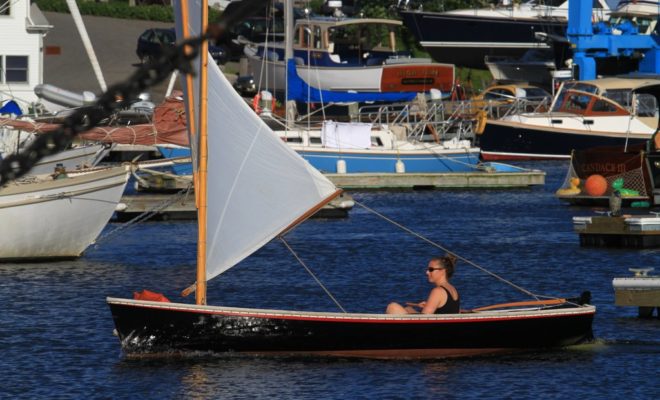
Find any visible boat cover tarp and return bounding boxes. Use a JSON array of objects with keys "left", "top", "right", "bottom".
[
  {"left": 0, "top": 95, "right": 189, "bottom": 147},
  {"left": 0, "top": 100, "right": 23, "bottom": 116}
]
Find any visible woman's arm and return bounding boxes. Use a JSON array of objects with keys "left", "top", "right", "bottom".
[{"left": 420, "top": 287, "right": 447, "bottom": 314}]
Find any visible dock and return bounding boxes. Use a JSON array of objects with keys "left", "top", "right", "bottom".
[
  {"left": 613, "top": 268, "right": 660, "bottom": 318},
  {"left": 316, "top": 170, "right": 544, "bottom": 190},
  {"left": 114, "top": 192, "right": 355, "bottom": 221},
  {"left": 573, "top": 214, "right": 660, "bottom": 248}
]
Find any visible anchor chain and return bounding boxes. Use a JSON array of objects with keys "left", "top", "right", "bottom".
[{"left": 0, "top": 0, "right": 266, "bottom": 185}]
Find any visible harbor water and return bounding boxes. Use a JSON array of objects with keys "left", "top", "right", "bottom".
[{"left": 1, "top": 161, "right": 658, "bottom": 399}]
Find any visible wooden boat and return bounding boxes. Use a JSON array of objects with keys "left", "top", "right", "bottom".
[
  {"left": 244, "top": 16, "right": 454, "bottom": 95},
  {"left": 106, "top": 0, "right": 595, "bottom": 358},
  {"left": 479, "top": 77, "right": 660, "bottom": 160},
  {"left": 0, "top": 164, "right": 130, "bottom": 261}
]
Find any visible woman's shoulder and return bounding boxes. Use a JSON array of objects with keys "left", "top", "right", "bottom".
[{"left": 438, "top": 284, "right": 458, "bottom": 299}]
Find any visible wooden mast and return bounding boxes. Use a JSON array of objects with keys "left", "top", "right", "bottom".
[
  {"left": 196, "top": 0, "right": 209, "bottom": 305},
  {"left": 179, "top": 0, "right": 198, "bottom": 201}
]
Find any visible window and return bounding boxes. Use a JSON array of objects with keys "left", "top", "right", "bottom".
[
  {"left": 591, "top": 99, "right": 618, "bottom": 113},
  {"left": 0, "top": 2, "right": 9, "bottom": 16},
  {"left": 2, "top": 56, "right": 29, "bottom": 83},
  {"left": 635, "top": 93, "right": 658, "bottom": 117}
]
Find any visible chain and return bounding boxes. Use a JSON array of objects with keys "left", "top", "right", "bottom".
[{"left": 0, "top": 0, "right": 266, "bottom": 185}]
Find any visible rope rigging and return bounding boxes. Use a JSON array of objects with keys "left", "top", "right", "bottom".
[{"left": 280, "top": 197, "right": 570, "bottom": 309}]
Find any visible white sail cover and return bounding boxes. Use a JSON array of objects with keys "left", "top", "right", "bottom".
[{"left": 173, "top": 0, "right": 339, "bottom": 281}]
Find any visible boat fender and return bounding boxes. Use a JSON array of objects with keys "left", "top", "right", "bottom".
[{"left": 474, "top": 110, "right": 487, "bottom": 135}]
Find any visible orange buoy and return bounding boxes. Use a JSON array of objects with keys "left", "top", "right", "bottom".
[{"left": 584, "top": 174, "right": 608, "bottom": 196}]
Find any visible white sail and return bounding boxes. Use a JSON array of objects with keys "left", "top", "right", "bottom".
[
  {"left": 205, "top": 60, "right": 338, "bottom": 280},
  {"left": 173, "top": 0, "right": 339, "bottom": 282}
]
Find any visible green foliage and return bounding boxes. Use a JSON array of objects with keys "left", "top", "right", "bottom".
[{"left": 35, "top": 0, "right": 175, "bottom": 22}]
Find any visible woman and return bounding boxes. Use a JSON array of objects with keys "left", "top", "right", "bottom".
[{"left": 386, "top": 254, "right": 460, "bottom": 314}]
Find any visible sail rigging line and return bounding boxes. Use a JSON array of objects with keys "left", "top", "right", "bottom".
[
  {"left": 353, "top": 198, "right": 551, "bottom": 301},
  {"left": 93, "top": 183, "right": 194, "bottom": 247},
  {"left": 279, "top": 237, "right": 348, "bottom": 313}
]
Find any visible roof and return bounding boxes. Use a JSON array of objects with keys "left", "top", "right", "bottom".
[
  {"left": 580, "top": 77, "right": 660, "bottom": 91},
  {"left": 27, "top": 3, "right": 53, "bottom": 33}
]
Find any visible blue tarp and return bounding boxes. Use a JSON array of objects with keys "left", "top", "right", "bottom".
[{"left": 0, "top": 100, "right": 22, "bottom": 116}]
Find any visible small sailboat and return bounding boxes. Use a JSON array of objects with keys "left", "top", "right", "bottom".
[
  {"left": 0, "top": 164, "right": 131, "bottom": 260},
  {"left": 106, "top": 0, "right": 595, "bottom": 358}
]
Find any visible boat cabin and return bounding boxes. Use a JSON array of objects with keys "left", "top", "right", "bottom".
[
  {"left": 551, "top": 78, "right": 659, "bottom": 129},
  {"left": 292, "top": 18, "right": 408, "bottom": 67}
]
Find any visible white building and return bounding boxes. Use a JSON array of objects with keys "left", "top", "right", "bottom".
[{"left": 0, "top": 0, "right": 52, "bottom": 112}]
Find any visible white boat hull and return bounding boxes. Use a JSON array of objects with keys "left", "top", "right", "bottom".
[
  {"left": 247, "top": 54, "right": 453, "bottom": 93},
  {"left": 0, "top": 165, "right": 130, "bottom": 260}
]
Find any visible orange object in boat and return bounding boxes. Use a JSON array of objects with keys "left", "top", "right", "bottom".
[
  {"left": 133, "top": 289, "right": 170, "bottom": 302},
  {"left": 584, "top": 174, "right": 608, "bottom": 196}
]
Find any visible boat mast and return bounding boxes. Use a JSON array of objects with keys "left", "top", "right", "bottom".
[
  {"left": 285, "top": 0, "right": 294, "bottom": 130},
  {"left": 196, "top": 0, "right": 210, "bottom": 305}
]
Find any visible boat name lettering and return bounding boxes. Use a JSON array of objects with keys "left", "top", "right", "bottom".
[
  {"left": 401, "top": 78, "right": 435, "bottom": 85},
  {"left": 582, "top": 163, "right": 626, "bottom": 174},
  {"left": 396, "top": 70, "right": 439, "bottom": 78}
]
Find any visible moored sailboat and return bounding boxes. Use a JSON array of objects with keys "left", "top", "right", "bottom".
[
  {"left": 0, "top": 164, "right": 130, "bottom": 260},
  {"left": 105, "top": 0, "right": 595, "bottom": 358}
]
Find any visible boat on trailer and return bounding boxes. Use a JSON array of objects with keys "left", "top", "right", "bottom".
[
  {"left": 106, "top": 0, "right": 595, "bottom": 358},
  {"left": 245, "top": 16, "right": 454, "bottom": 96}
]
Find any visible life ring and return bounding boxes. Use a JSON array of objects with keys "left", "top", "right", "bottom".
[
  {"left": 252, "top": 93, "right": 261, "bottom": 113},
  {"left": 252, "top": 93, "right": 276, "bottom": 114},
  {"left": 474, "top": 110, "right": 488, "bottom": 135}
]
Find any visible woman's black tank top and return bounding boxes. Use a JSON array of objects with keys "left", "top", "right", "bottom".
[{"left": 435, "top": 286, "right": 460, "bottom": 314}]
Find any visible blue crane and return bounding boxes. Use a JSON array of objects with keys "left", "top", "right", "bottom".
[{"left": 567, "top": 0, "right": 660, "bottom": 80}]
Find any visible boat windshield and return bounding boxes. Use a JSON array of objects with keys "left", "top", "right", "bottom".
[
  {"left": 551, "top": 82, "right": 599, "bottom": 112},
  {"left": 327, "top": 23, "right": 398, "bottom": 55}
]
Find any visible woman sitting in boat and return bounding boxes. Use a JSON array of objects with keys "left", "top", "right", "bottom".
[{"left": 386, "top": 254, "right": 460, "bottom": 314}]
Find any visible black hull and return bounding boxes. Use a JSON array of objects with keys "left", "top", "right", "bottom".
[
  {"left": 479, "top": 121, "right": 649, "bottom": 161},
  {"left": 400, "top": 11, "right": 564, "bottom": 69},
  {"left": 108, "top": 298, "right": 594, "bottom": 358}
]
